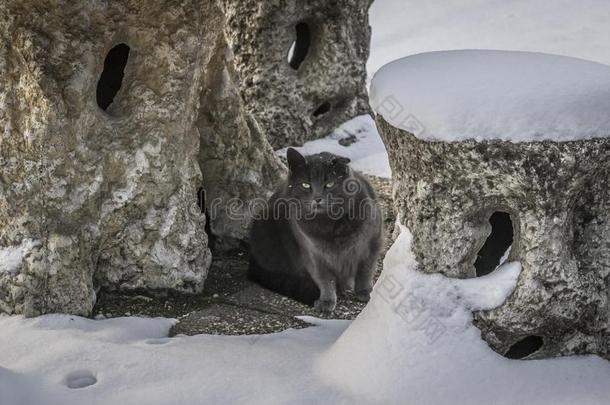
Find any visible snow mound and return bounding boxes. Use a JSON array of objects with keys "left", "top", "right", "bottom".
[
  {"left": 316, "top": 225, "right": 610, "bottom": 404},
  {"left": 367, "top": 0, "right": 610, "bottom": 76},
  {"left": 277, "top": 115, "right": 391, "bottom": 178},
  {"left": 0, "top": 239, "right": 41, "bottom": 274},
  {"left": 370, "top": 50, "right": 610, "bottom": 142}
]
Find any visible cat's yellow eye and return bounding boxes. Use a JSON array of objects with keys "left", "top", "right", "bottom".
[
  {"left": 301, "top": 182, "right": 311, "bottom": 189},
  {"left": 325, "top": 182, "right": 335, "bottom": 189}
]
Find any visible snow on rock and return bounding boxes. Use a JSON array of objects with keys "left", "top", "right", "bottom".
[
  {"left": 377, "top": 113, "right": 610, "bottom": 357},
  {"left": 316, "top": 225, "right": 610, "bottom": 404},
  {"left": 277, "top": 115, "right": 391, "bottom": 178},
  {"left": 370, "top": 50, "right": 610, "bottom": 142},
  {"left": 368, "top": 0, "right": 610, "bottom": 77},
  {"left": 0, "top": 239, "right": 41, "bottom": 274}
]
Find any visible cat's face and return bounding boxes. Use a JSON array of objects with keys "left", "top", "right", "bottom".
[{"left": 285, "top": 148, "right": 352, "bottom": 218}]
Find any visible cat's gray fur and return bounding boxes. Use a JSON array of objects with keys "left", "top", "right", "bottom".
[{"left": 248, "top": 148, "right": 382, "bottom": 312}]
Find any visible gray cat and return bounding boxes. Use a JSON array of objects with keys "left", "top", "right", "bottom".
[{"left": 248, "top": 148, "right": 382, "bottom": 312}]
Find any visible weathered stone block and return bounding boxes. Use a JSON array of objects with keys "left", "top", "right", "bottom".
[
  {"left": 377, "top": 115, "right": 610, "bottom": 359},
  {"left": 221, "top": 0, "right": 373, "bottom": 148},
  {"left": 0, "top": 0, "right": 284, "bottom": 316},
  {"left": 373, "top": 50, "right": 610, "bottom": 359}
]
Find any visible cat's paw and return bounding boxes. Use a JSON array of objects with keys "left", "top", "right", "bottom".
[
  {"left": 354, "top": 289, "right": 371, "bottom": 303},
  {"left": 314, "top": 299, "right": 336, "bottom": 313}
]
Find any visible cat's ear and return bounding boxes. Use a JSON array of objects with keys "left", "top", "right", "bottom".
[
  {"left": 331, "top": 155, "right": 351, "bottom": 176},
  {"left": 332, "top": 156, "right": 351, "bottom": 166},
  {"left": 286, "top": 148, "right": 306, "bottom": 174}
]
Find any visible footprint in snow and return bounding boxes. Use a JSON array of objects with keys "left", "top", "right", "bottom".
[{"left": 65, "top": 370, "right": 97, "bottom": 389}]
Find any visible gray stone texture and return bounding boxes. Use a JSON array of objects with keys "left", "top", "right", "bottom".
[
  {"left": 0, "top": 0, "right": 288, "bottom": 316},
  {"left": 220, "top": 0, "right": 373, "bottom": 148},
  {"left": 376, "top": 116, "right": 610, "bottom": 359},
  {"left": 196, "top": 31, "right": 285, "bottom": 244}
]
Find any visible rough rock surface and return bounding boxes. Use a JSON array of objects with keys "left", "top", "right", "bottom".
[
  {"left": 0, "top": 0, "right": 283, "bottom": 316},
  {"left": 221, "top": 0, "right": 373, "bottom": 148},
  {"left": 196, "top": 31, "right": 286, "bottom": 244},
  {"left": 376, "top": 116, "right": 610, "bottom": 359}
]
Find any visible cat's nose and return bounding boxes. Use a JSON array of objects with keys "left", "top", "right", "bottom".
[{"left": 314, "top": 197, "right": 323, "bottom": 205}]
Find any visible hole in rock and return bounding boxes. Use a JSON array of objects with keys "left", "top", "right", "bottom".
[
  {"left": 197, "top": 186, "right": 217, "bottom": 250},
  {"left": 504, "top": 335, "right": 544, "bottom": 359},
  {"left": 96, "top": 43, "right": 130, "bottom": 111},
  {"left": 474, "top": 211, "right": 513, "bottom": 277},
  {"left": 312, "top": 102, "right": 331, "bottom": 117},
  {"left": 197, "top": 187, "right": 206, "bottom": 213},
  {"left": 287, "top": 22, "right": 311, "bottom": 70}
]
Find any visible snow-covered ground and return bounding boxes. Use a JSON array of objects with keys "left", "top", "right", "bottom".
[
  {"left": 277, "top": 115, "right": 391, "bottom": 178},
  {"left": 2, "top": 226, "right": 610, "bottom": 404},
  {"left": 318, "top": 227, "right": 610, "bottom": 404},
  {"left": 0, "top": 314, "right": 350, "bottom": 405}
]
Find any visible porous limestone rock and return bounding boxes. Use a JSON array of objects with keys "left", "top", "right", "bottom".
[
  {"left": 220, "top": 0, "right": 373, "bottom": 148},
  {"left": 372, "top": 50, "right": 610, "bottom": 360},
  {"left": 376, "top": 116, "right": 610, "bottom": 359},
  {"left": 196, "top": 32, "right": 286, "bottom": 245},
  {"left": 0, "top": 0, "right": 372, "bottom": 316},
  {"left": 0, "top": 0, "right": 284, "bottom": 316}
]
